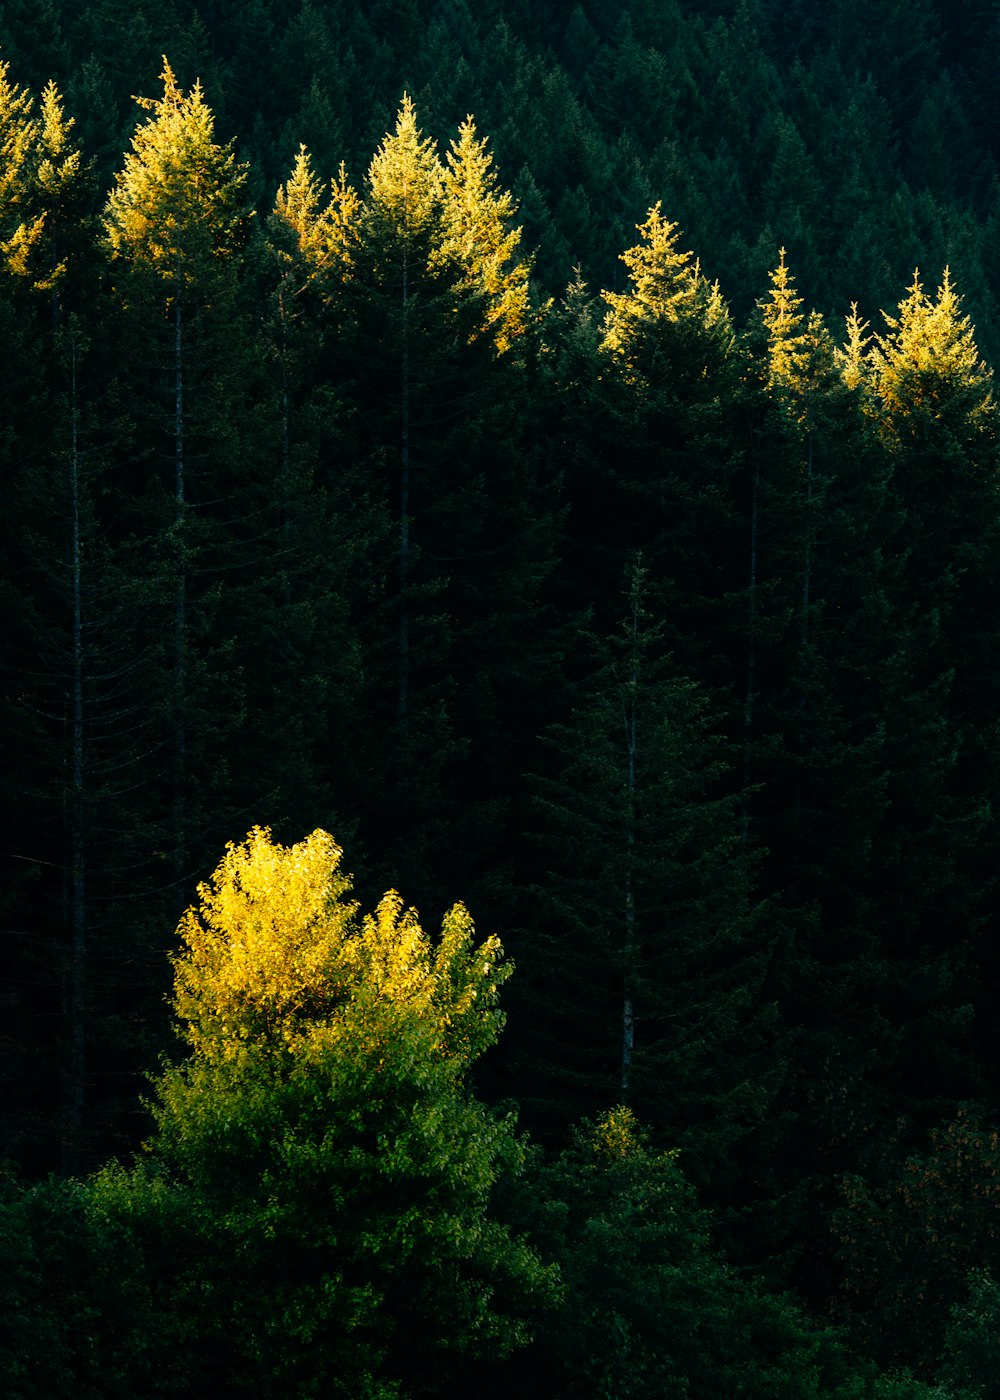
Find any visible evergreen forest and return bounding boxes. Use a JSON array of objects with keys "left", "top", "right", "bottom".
[{"left": 3, "top": 0, "right": 1000, "bottom": 1393}]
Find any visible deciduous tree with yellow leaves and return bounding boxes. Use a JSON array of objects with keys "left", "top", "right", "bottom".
[{"left": 92, "top": 827, "right": 555, "bottom": 1397}]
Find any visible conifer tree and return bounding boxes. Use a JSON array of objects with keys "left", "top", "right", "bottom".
[
  {"left": 103, "top": 58, "right": 252, "bottom": 907},
  {"left": 0, "top": 74, "right": 131, "bottom": 1171},
  {"left": 441, "top": 116, "right": 532, "bottom": 353},
  {"left": 865, "top": 268, "right": 1000, "bottom": 1104},
  {"left": 517, "top": 560, "right": 779, "bottom": 1194},
  {"left": 741, "top": 259, "right": 911, "bottom": 1229},
  {"left": 330, "top": 97, "right": 557, "bottom": 909},
  {"left": 252, "top": 146, "right": 383, "bottom": 848},
  {"left": 0, "top": 58, "right": 46, "bottom": 282},
  {"left": 576, "top": 205, "right": 745, "bottom": 694},
  {"left": 360, "top": 94, "right": 450, "bottom": 749},
  {"left": 743, "top": 266, "right": 995, "bottom": 1298}
]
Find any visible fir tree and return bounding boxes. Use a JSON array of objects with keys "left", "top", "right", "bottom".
[
  {"left": 518, "top": 559, "right": 779, "bottom": 1193},
  {"left": 103, "top": 58, "right": 252, "bottom": 908}
]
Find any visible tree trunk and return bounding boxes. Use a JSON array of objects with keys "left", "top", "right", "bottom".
[
  {"left": 620, "top": 574, "right": 640, "bottom": 1099},
  {"left": 173, "top": 292, "right": 186, "bottom": 910},
  {"left": 64, "top": 334, "right": 86, "bottom": 1173},
  {"left": 399, "top": 239, "right": 411, "bottom": 743},
  {"left": 743, "top": 459, "right": 759, "bottom": 797}
]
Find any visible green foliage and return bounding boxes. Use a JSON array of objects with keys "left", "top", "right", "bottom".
[
  {"left": 498, "top": 1109, "right": 935, "bottom": 1400},
  {"left": 939, "top": 1268, "right": 1000, "bottom": 1400},
  {"left": 103, "top": 58, "right": 248, "bottom": 284},
  {"left": 0, "top": 61, "right": 83, "bottom": 291},
  {"left": 0, "top": 1168, "right": 182, "bottom": 1400},
  {"left": 602, "top": 202, "right": 733, "bottom": 376},
  {"left": 834, "top": 1108, "right": 1000, "bottom": 1372},
  {"left": 519, "top": 560, "right": 780, "bottom": 1194},
  {"left": 163, "top": 825, "right": 508, "bottom": 1082},
  {"left": 130, "top": 827, "right": 556, "bottom": 1395},
  {"left": 869, "top": 268, "right": 995, "bottom": 441},
  {"left": 3, "top": 12, "right": 1000, "bottom": 1387},
  {"left": 269, "top": 145, "right": 360, "bottom": 292},
  {"left": 441, "top": 115, "right": 532, "bottom": 351}
]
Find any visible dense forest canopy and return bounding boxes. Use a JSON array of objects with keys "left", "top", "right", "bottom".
[
  {"left": 0, "top": 0, "right": 999, "bottom": 345},
  {"left": 3, "top": 0, "right": 1000, "bottom": 1394}
]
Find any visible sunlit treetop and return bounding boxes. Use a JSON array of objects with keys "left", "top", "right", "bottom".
[
  {"left": 601, "top": 203, "right": 733, "bottom": 374},
  {"left": 169, "top": 826, "right": 509, "bottom": 1073},
  {"left": 103, "top": 57, "right": 248, "bottom": 288},
  {"left": 144, "top": 826, "right": 554, "bottom": 1386},
  {"left": 364, "top": 92, "right": 445, "bottom": 249},
  {"left": 361, "top": 95, "right": 532, "bottom": 352},
  {"left": 758, "top": 247, "right": 839, "bottom": 418},
  {"left": 270, "top": 144, "right": 361, "bottom": 291},
  {"left": 441, "top": 116, "right": 532, "bottom": 351},
  {"left": 869, "top": 267, "right": 995, "bottom": 434},
  {"left": 0, "top": 58, "right": 42, "bottom": 276},
  {"left": 837, "top": 302, "right": 872, "bottom": 394},
  {"left": 590, "top": 1105, "right": 652, "bottom": 1161},
  {"left": 0, "top": 62, "right": 81, "bottom": 289},
  {"left": 759, "top": 247, "right": 806, "bottom": 388},
  {"left": 35, "top": 81, "right": 83, "bottom": 214}
]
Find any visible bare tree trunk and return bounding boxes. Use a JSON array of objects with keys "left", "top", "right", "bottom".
[
  {"left": 399, "top": 240, "right": 411, "bottom": 742},
  {"left": 173, "top": 294, "right": 186, "bottom": 911},
  {"left": 801, "top": 427, "right": 814, "bottom": 654},
  {"left": 620, "top": 571, "right": 640, "bottom": 1099},
  {"left": 64, "top": 333, "right": 86, "bottom": 1173}
]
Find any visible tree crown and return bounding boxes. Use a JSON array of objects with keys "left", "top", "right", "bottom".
[
  {"left": 168, "top": 825, "right": 509, "bottom": 1075},
  {"left": 103, "top": 58, "right": 248, "bottom": 286}
]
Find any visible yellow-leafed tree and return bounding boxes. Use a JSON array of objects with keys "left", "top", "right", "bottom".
[{"left": 119, "top": 826, "right": 555, "bottom": 1396}]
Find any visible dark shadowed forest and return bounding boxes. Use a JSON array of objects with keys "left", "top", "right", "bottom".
[{"left": 3, "top": 0, "right": 1000, "bottom": 1394}]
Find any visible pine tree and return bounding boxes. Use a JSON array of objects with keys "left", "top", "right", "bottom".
[
  {"left": 0, "top": 58, "right": 46, "bottom": 283},
  {"left": 0, "top": 76, "right": 136, "bottom": 1171},
  {"left": 744, "top": 267, "right": 996, "bottom": 1302},
  {"left": 250, "top": 145, "right": 382, "bottom": 848},
  {"left": 866, "top": 267, "right": 1000, "bottom": 1104},
  {"left": 359, "top": 94, "right": 450, "bottom": 751}
]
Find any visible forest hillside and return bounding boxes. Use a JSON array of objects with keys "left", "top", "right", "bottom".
[{"left": 2, "top": 1, "right": 1000, "bottom": 1394}]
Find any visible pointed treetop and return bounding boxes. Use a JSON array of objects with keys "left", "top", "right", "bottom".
[
  {"left": 360, "top": 96, "right": 534, "bottom": 352},
  {"left": 870, "top": 266, "right": 994, "bottom": 428},
  {"left": 758, "top": 247, "right": 804, "bottom": 373},
  {"left": 271, "top": 145, "right": 360, "bottom": 287},
  {"left": 0, "top": 63, "right": 84, "bottom": 289},
  {"left": 0, "top": 59, "right": 43, "bottom": 279},
  {"left": 0, "top": 58, "right": 37, "bottom": 212},
  {"left": 104, "top": 57, "right": 248, "bottom": 283},
  {"left": 441, "top": 115, "right": 531, "bottom": 351},
  {"left": 837, "top": 303, "right": 872, "bottom": 393},
  {"left": 36, "top": 81, "right": 83, "bottom": 206},
  {"left": 365, "top": 91, "right": 445, "bottom": 242},
  {"left": 758, "top": 247, "right": 836, "bottom": 404},
  {"left": 601, "top": 203, "right": 732, "bottom": 365}
]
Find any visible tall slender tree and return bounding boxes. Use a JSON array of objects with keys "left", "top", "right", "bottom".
[
  {"left": 327, "top": 97, "right": 556, "bottom": 909},
  {"left": 517, "top": 559, "right": 779, "bottom": 1196},
  {"left": 103, "top": 58, "right": 251, "bottom": 908},
  {"left": 586, "top": 205, "right": 746, "bottom": 693}
]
